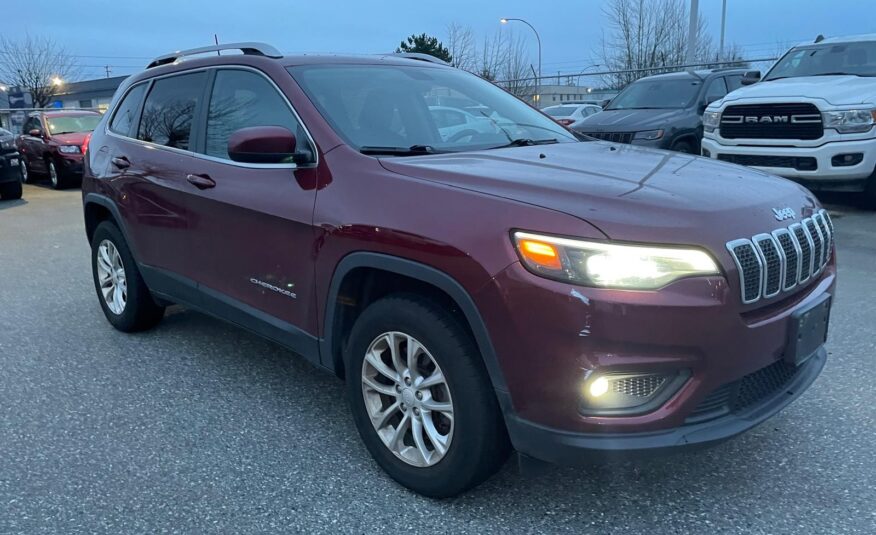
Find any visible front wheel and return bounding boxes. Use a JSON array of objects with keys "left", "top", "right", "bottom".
[
  {"left": 862, "top": 169, "right": 876, "bottom": 210},
  {"left": 47, "top": 160, "right": 65, "bottom": 189},
  {"left": 0, "top": 180, "right": 22, "bottom": 200},
  {"left": 345, "top": 294, "right": 510, "bottom": 498},
  {"left": 91, "top": 221, "right": 165, "bottom": 332}
]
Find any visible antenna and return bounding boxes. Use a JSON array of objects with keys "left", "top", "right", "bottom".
[
  {"left": 214, "top": 34, "right": 220, "bottom": 55},
  {"left": 814, "top": 34, "right": 825, "bottom": 43}
]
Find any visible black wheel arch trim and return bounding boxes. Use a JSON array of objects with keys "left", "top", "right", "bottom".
[
  {"left": 321, "top": 252, "right": 511, "bottom": 402},
  {"left": 83, "top": 193, "right": 136, "bottom": 254}
]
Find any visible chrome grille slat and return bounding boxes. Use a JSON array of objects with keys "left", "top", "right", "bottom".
[{"left": 727, "top": 213, "right": 834, "bottom": 304}]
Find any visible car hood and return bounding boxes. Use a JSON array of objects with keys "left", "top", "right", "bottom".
[
  {"left": 51, "top": 132, "right": 89, "bottom": 145},
  {"left": 575, "top": 108, "right": 688, "bottom": 132},
  {"left": 379, "top": 142, "right": 819, "bottom": 249},
  {"left": 719, "top": 75, "right": 876, "bottom": 106}
]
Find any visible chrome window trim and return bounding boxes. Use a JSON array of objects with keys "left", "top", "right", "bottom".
[
  {"left": 771, "top": 228, "right": 800, "bottom": 291},
  {"left": 752, "top": 233, "right": 783, "bottom": 299},
  {"left": 726, "top": 238, "right": 763, "bottom": 304},
  {"left": 103, "top": 64, "right": 318, "bottom": 170},
  {"left": 789, "top": 222, "right": 813, "bottom": 284}
]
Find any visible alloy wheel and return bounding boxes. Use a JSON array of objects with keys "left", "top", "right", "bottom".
[
  {"left": 20, "top": 162, "right": 28, "bottom": 183},
  {"left": 361, "top": 331, "right": 454, "bottom": 467},
  {"left": 96, "top": 240, "right": 127, "bottom": 315},
  {"left": 49, "top": 162, "right": 58, "bottom": 188}
]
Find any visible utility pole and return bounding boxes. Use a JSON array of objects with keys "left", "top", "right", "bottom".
[
  {"left": 685, "top": 0, "right": 700, "bottom": 66},
  {"left": 719, "top": 0, "right": 727, "bottom": 59},
  {"left": 104, "top": 65, "right": 111, "bottom": 78}
]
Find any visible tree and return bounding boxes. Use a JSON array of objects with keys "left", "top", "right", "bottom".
[
  {"left": 396, "top": 33, "right": 452, "bottom": 63},
  {"left": 446, "top": 23, "right": 477, "bottom": 72},
  {"left": 0, "top": 35, "right": 81, "bottom": 108}
]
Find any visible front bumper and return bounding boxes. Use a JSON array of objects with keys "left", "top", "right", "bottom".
[
  {"left": 506, "top": 347, "right": 826, "bottom": 464},
  {"left": 57, "top": 154, "right": 85, "bottom": 176},
  {"left": 702, "top": 136, "right": 876, "bottom": 188}
]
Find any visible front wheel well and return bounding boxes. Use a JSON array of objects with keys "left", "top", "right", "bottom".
[
  {"left": 84, "top": 202, "right": 115, "bottom": 243},
  {"left": 329, "top": 266, "right": 475, "bottom": 380}
]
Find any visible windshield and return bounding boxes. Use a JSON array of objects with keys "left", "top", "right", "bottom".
[
  {"left": 544, "top": 106, "right": 578, "bottom": 117},
  {"left": 46, "top": 115, "right": 101, "bottom": 135},
  {"left": 606, "top": 78, "right": 702, "bottom": 110},
  {"left": 288, "top": 64, "right": 576, "bottom": 153},
  {"left": 764, "top": 42, "right": 876, "bottom": 80}
]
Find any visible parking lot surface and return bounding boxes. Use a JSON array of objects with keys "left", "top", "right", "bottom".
[{"left": 1, "top": 185, "right": 874, "bottom": 534}]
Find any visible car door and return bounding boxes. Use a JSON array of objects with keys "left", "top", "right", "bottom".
[
  {"left": 19, "top": 115, "right": 47, "bottom": 173},
  {"left": 184, "top": 67, "right": 320, "bottom": 341},
  {"left": 105, "top": 71, "right": 208, "bottom": 298}
]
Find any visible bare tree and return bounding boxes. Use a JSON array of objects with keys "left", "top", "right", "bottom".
[
  {"left": 446, "top": 23, "right": 477, "bottom": 72},
  {"left": 477, "top": 30, "right": 507, "bottom": 82},
  {"left": 0, "top": 35, "right": 81, "bottom": 108},
  {"left": 498, "top": 32, "right": 535, "bottom": 100},
  {"left": 598, "top": 0, "right": 716, "bottom": 88}
]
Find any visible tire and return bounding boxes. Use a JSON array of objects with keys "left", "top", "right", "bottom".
[
  {"left": 862, "top": 170, "right": 876, "bottom": 210},
  {"left": 90, "top": 221, "right": 165, "bottom": 332},
  {"left": 0, "top": 180, "right": 23, "bottom": 200},
  {"left": 19, "top": 160, "right": 29, "bottom": 184},
  {"left": 345, "top": 294, "right": 510, "bottom": 498},
  {"left": 47, "top": 159, "right": 65, "bottom": 189},
  {"left": 671, "top": 139, "right": 697, "bottom": 154}
]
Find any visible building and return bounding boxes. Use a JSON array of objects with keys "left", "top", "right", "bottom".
[
  {"left": 535, "top": 84, "right": 619, "bottom": 108},
  {"left": 50, "top": 75, "right": 127, "bottom": 111}
]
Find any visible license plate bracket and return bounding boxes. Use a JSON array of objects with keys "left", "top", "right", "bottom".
[{"left": 786, "top": 293, "right": 831, "bottom": 365}]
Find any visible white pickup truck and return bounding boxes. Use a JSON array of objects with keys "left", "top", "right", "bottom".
[{"left": 702, "top": 34, "right": 876, "bottom": 207}]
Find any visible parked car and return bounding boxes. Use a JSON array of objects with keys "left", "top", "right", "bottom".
[
  {"left": 574, "top": 68, "right": 748, "bottom": 153},
  {"left": 0, "top": 127, "right": 23, "bottom": 200},
  {"left": 83, "top": 43, "right": 835, "bottom": 498},
  {"left": 542, "top": 103, "right": 602, "bottom": 128},
  {"left": 702, "top": 34, "right": 876, "bottom": 208},
  {"left": 428, "top": 105, "right": 498, "bottom": 141},
  {"left": 17, "top": 110, "right": 101, "bottom": 189}
]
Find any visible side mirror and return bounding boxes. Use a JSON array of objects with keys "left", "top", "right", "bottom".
[
  {"left": 227, "top": 126, "right": 311, "bottom": 165},
  {"left": 741, "top": 70, "right": 761, "bottom": 86},
  {"left": 28, "top": 128, "right": 43, "bottom": 137}
]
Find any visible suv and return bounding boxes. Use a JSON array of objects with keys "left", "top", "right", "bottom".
[
  {"left": 82, "top": 43, "right": 836, "bottom": 497},
  {"left": 702, "top": 34, "right": 876, "bottom": 207},
  {"left": 0, "top": 128, "right": 23, "bottom": 200},
  {"left": 575, "top": 68, "right": 748, "bottom": 153},
  {"left": 18, "top": 110, "right": 101, "bottom": 189}
]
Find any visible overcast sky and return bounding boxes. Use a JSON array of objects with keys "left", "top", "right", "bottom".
[{"left": 9, "top": 0, "right": 876, "bottom": 80}]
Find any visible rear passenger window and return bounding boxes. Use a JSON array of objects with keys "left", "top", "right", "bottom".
[
  {"left": 137, "top": 72, "right": 206, "bottom": 150},
  {"left": 204, "top": 69, "right": 307, "bottom": 160},
  {"left": 110, "top": 83, "right": 146, "bottom": 137}
]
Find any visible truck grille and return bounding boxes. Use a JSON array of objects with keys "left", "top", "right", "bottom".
[
  {"left": 726, "top": 209, "right": 833, "bottom": 304},
  {"left": 686, "top": 359, "right": 802, "bottom": 423},
  {"left": 581, "top": 132, "right": 634, "bottom": 144},
  {"left": 717, "top": 154, "right": 817, "bottom": 171},
  {"left": 720, "top": 103, "right": 823, "bottom": 140}
]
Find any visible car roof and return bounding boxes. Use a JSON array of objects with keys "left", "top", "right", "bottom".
[
  {"left": 637, "top": 68, "right": 748, "bottom": 82},
  {"left": 796, "top": 33, "right": 876, "bottom": 47}
]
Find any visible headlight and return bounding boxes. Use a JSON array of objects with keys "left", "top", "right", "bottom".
[
  {"left": 58, "top": 145, "right": 81, "bottom": 154},
  {"left": 633, "top": 129, "right": 664, "bottom": 141},
  {"left": 703, "top": 110, "right": 720, "bottom": 132},
  {"left": 513, "top": 231, "right": 720, "bottom": 290},
  {"left": 822, "top": 109, "right": 876, "bottom": 134}
]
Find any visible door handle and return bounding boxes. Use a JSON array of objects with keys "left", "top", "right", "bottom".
[
  {"left": 111, "top": 156, "right": 130, "bottom": 169},
  {"left": 186, "top": 173, "right": 216, "bottom": 189}
]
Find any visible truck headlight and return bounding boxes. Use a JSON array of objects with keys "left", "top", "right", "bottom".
[
  {"left": 703, "top": 110, "right": 720, "bottom": 132},
  {"left": 513, "top": 231, "right": 720, "bottom": 290},
  {"left": 58, "top": 145, "right": 81, "bottom": 154},
  {"left": 633, "top": 129, "right": 664, "bottom": 141},
  {"left": 822, "top": 109, "right": 876, "bottom": 134}
]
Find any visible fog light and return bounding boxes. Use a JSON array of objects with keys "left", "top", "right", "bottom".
[
  {"left": 831, "top": 153, "right": 863, "bottom": 167},
  {"left": 580, "top": 370, "right": 690, "bottom": 416}
]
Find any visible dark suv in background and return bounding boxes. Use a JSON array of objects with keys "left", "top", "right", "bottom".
[
  {"left": 18, "top": 110, "right": 101, "bottom": 189},
  {"left": 82, "top": 44, "right": 835, "bottom": 497},
  {"left": 0, "top": 127, "right": 24, "bottom": 200},
  {"left": 575, "top": 68, "right": 747, "bottom": 153}
]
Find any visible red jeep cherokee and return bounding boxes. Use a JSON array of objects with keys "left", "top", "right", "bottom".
[{"left": 82, "top": 43, "right": 836, "bottom": 497}]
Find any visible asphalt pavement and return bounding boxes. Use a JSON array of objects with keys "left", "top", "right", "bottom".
[{"left": 1, "top": 184, "right": 874, "bottom": 534}]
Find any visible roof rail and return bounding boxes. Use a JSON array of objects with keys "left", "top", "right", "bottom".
[
  {"left": 147, "top": 42, "right": 283, "bottom": 69},
  {"left": 389, "top": 52, "right": 450, "bottom": 66}
]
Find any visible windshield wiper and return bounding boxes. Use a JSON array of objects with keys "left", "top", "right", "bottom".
[
  {"left": 491, "top": 138, "right": 559, "bottom": 149},
  {"left": 808, "top": 72, "right": 867, "bottom": 77},
  {"left": 359, "top": 144, "right": 446, "bottom": 156}
]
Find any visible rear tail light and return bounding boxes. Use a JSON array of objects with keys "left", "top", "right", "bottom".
[
  {"left": 556, "top": 118, "right": 574, "bottom": 126},
  {"left": 81, "top": 132, "right": 92, "bottom": 155}
]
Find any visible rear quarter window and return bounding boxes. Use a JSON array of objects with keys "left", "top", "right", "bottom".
[{"left": 109, "top": 83, "right": 147, "bottom": 137}]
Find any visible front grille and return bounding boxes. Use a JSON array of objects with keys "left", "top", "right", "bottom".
[
  {"left": 717, "top": 154, "right": 817, "bottom": 171},
  {"left": 581, "top": 131, "right": 634, "bottom": 144},
  {"left": 726, "top": 209, "right": 833, "bottom": 304},
  {"left": 720, "top": 103, "right": 823, "bottom": 140},
  {"left": 611, "top": 375, "right": 667, "bottom": 398},
  {"left": 687, "top": 359, "right": 802, "bottom": 423}
]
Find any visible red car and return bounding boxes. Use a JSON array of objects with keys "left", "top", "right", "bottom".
[
  {"left": 81, "top": 43, "right": 836, "bottom": 497},
  {"left": 18, "top": 110, "right": 100, "bottom": 189}
]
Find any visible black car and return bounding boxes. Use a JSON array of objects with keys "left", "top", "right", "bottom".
[
  {"left": 574, "top": 68, "right": 747, "bottom": 154},
  {"left": 0, "top": 127, "right": 23, "bottom": 200}
]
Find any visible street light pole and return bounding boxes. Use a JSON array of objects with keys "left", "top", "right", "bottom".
[
  {"left": 500, "top": 18, "right": 542, "bottom": 107},
  {"left": 684, "top": 0, "right": 699, "bottom": 66},
  {"left": 719, "top": 0, "right": 727, "bottom": 59}
]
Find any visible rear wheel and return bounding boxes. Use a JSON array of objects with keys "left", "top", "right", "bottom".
[
  {"left": 345, "top": 294, "right": 510, "bottom": 498},
  {"left": 0, "top": 180, "right": 22, "bottom": 200},
  {"left": 91, "top": 221, "right": 165, "bottom": 332}
]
